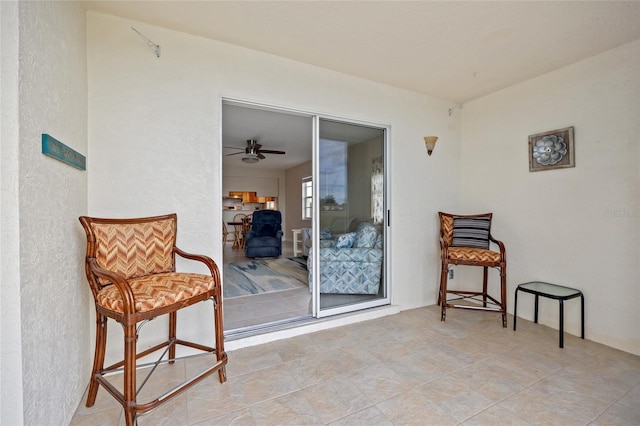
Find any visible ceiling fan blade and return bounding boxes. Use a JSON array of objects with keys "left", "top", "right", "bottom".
[
  {"left": 259, "top": 149, "right": 286, "bottom": 155},
  {"left": 226, "top": 151, "right": 244, "bottom": 156},
  {"left": 257, "top": 153, "right": 266, "bottom": 159},
  {"left": 223, "top": 146, "right": 245, "bottom": 150}
]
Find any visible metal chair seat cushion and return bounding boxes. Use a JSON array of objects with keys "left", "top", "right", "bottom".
[
  {"left": 96, "top": 272, "right": 215, "bottom": 313},
  {"left": 447, "top": 247, "right": 502, "bottom": 263}
]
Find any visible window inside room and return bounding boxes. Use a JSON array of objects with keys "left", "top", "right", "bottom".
[{"left": 302, "top": 176, "right": 312, "bottom": 220}]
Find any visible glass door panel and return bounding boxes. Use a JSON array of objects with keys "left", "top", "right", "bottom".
[{"left": 315, "top": 118, "right": 388, "bottom": 316}]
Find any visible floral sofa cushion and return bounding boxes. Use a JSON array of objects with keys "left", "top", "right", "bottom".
[{"left": 334, "top": 232, "right": 356, "bottom": 248}]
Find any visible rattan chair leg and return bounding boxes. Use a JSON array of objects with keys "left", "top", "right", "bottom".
[
  {"left": 123, "top": 323, "right": 137, "bottom": 426},
  {"left": 214, "top": 296, "right": 227, "bottom": 382},
  {"left": 501, "top": 267, "right": 507, "bottom": 327},
  {"left": 439, "top": 263, "right": 448, "bottom": 321},
  {"left": 169, "top": 311, "right": 177, "bottom": 364},
  {"left": 87, "top": 314, "right": 107, "bottom": 407},
  {"left": 482, "top": 267, "right": 488, "bottom": 307}
]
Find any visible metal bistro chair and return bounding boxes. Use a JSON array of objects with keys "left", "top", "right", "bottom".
[
  {"left": 79, "top": 213, "right": 227, "bottom": 425},
  {"left": 438, "top": 212, "right": 507, "bottom": 327}
]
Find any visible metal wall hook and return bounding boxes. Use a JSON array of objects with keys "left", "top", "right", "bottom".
[{"left": 132, "top": 27, "right": 161, "bottom": 58}]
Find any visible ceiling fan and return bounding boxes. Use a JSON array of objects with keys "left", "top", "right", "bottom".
[{"left": 225, "top": 139, "right": 286, "bottom": 163}]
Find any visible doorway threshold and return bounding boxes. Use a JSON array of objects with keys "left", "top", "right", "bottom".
[
  {"left": 224, "top": 315, "right": 315, "bottom": 341},
  {"left": 223, "top": 304, "right": 400, "bottom": 352}
]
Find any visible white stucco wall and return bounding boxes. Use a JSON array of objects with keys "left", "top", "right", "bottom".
[
  {"left": 14, "top": 1, "right": 90, "bottom": 424},
  {"left": 461, "top": 40, "right": 640, "bottom": 355},
  {"left": 87, "top": 12, "right": 461, "bottom": 363},
  {"left": 1, "top": 2, "right": 24, "bottom": 423}
]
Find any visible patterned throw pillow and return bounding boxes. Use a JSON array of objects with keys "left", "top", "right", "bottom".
[
  {"left": 354, "top": 223, "right": 378, "bottom": 248},
  {"left": 451, "top": 217, "right": 490, "bottom": 249},
  {"left": 334, "top": 232, "right": 356, "bottom": 248},
  {"left": 320, "top": 228, "right": 333, "bottom": 240}
]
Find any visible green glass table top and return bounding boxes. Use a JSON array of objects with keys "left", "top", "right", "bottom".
[{"left": 517, "top": 281, "right": 582, "bottom": 298}]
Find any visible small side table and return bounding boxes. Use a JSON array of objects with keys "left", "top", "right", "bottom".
[
  {"left": 292, "top": 228, "right": 303, "bottom": 257},
  {"left": 513, "top": 281, "right": 584, "bottom": 348}
]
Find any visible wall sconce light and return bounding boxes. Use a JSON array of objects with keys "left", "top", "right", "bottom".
[{"left": 424, "top": 136, "right": 439, "bottom": 156}]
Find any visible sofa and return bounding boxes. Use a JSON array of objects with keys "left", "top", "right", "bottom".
[
  {"left": 301, "top": 218, "right": 361, "bottom": 257},
  {"left": 301, "top": 227, "right": 333, "bottom": 257},
  {"left": 307, "top": 222, "right": 383, "bottom": 294}
]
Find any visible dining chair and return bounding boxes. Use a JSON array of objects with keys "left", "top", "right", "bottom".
[
  {"left": 222, "top": 221, "right": 236, "bottom": 246},
  {"left": 232, "top": 213, "right": 248, "bottom": 249}
]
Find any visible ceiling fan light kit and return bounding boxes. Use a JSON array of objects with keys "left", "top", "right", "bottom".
[{"left": 225, "top": 139, "right": 286, "bottom": 164}]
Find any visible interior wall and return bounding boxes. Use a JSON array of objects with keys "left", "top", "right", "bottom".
[
  {"left": 285, "top": 161, "right": 312, "bottom": 238},
  {"left": 13, "top": 1, "right": 90, "bottom": 424},
  {"left": 461, "top": 39, "right": 640, "bottom": 355},
  {"left": 224, "top": 164, "right": 286, "bottom": 232},
  {"left": 87, "top": 12, "right": 461, "bottom": 363}
]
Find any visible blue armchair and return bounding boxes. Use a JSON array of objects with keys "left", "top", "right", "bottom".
[
  {"left": 308, "top": 222, "right": 383, "bottom": 294},
  {"left": 245, "top": 210, "right": 283, "bottom": 258}
]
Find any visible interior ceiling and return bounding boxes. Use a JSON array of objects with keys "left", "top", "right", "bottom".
[{"left": 84, "top": 1, "right": 640, "bottom": 170}]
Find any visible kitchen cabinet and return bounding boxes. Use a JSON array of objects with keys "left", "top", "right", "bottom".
[{"left": 228, "top": 191, "right": 258, "bottom": 203}]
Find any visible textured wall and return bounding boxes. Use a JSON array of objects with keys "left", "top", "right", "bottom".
[
  {"left": 87, "top": 12, "right": 460, "bottom": 364},
  {"left": 461, "top": 40, "right": 640, "bottom": 355},
  {"left": 17, "top": 2, "right": 90, "bottom": 424},
  {"left": 1, "top": 2, "right": 24, "bottom": 423}
]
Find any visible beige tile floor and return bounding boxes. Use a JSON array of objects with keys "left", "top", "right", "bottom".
[{"left": 71, "top": 305, "right": 640, "bottom": 425}]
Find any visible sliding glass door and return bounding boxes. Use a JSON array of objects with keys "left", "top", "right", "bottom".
[
  {"left": 221, "top": 98, "right": 389, "bottom": 333},
  {"left": 312, "top": 117, "right": 389, "bottom": 317}
]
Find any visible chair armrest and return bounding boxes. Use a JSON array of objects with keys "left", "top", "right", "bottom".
[
  {"left": 174, "top": 247, "right": 221, "bottom": 280},
  {"left": 439, "top": 236, "right": 450, "bottom": 259},
  {"left": 87, "top": 258, "right": 137, "bottom": 314},
  {"left": 489, "top": 235, "right": 506, "bottom": 260}
]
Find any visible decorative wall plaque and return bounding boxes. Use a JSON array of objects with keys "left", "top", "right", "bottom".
[
  {"left": 528, "top": 126, "right": 574, "bottom": 172},
  {"left": 42, "top": 134, "right": 86, "bottom": 170}
]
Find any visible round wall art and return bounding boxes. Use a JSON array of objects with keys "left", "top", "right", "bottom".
[{"left": 528, "top": 126, "right": 575, "bottom": 172}]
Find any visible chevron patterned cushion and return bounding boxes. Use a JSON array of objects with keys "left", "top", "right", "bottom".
[
  {"left": 90, "top": 219, "right": 175, "bottom": 283},
  {"left": 451, "top": 217, "right": 490, "bottom": 249},
  {"left": 448, "top": 247, "right": 501, "bottom": 263},
  {"left": 96, "top": 272, "right": 214, "bottom": 313}
]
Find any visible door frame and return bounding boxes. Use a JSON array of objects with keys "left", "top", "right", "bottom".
[
  {"left": 221, "top": 97, "right": 392, "bottom": 322},
  {"left": 311, "top": 114, "right": 391, "bottom": 318}
]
